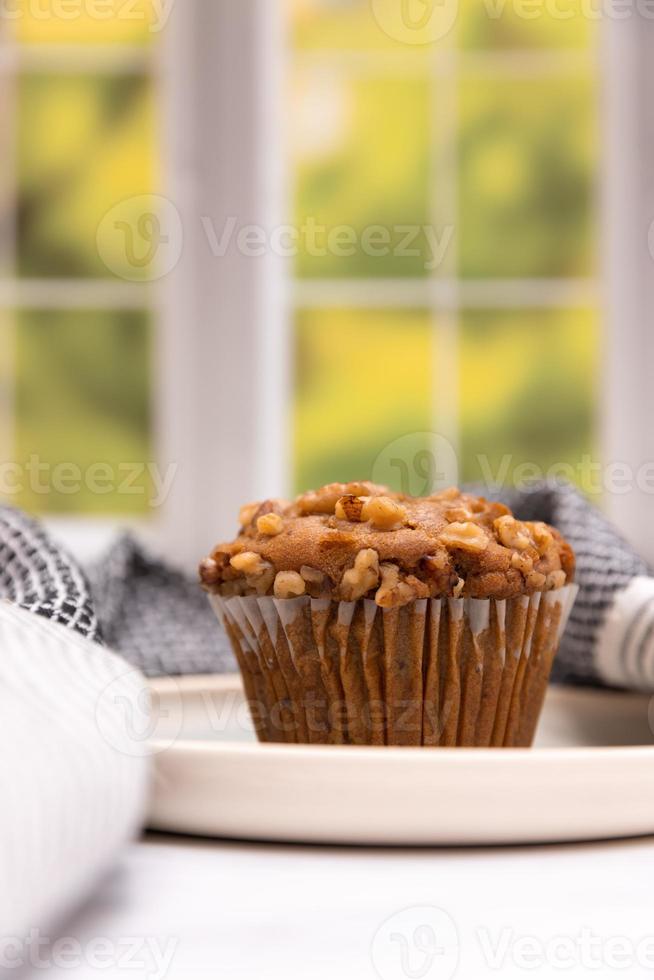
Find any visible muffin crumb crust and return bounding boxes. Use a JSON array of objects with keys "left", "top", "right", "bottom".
[{"left": 200, "top": 482, "right": 575, "bottom": 608}]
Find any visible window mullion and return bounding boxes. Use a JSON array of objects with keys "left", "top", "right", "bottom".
[{"left": 430, "top": 44, "right": 460, "bottom": 468}]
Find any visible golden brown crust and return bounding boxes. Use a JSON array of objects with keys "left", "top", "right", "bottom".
[{"left": 200, "top": 482, "right": 576, "bottom": 608}]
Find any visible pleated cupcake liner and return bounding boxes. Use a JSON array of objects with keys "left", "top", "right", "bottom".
[{"left": 209, "top": 585, "right": 578, "bottom": 747}]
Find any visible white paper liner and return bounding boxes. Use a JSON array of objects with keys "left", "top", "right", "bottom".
[{"left": 210, "top": 585, "right": 579, "bottom": 747}]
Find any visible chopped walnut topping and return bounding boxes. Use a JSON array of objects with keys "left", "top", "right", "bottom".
[
  {"left": 335, "top": 495, "right": 365, "bottom": 522},
  {"left": 430, "top": 486, "right": 460, "bottom": 501},
  {"left": 530, "top": 521, "right": 554, "bottom": 554},
  {"left": 526, "top": 571, "right": 547, "bottom": 590},
  {"left": 253, "top": 565, "right": 276, "bottom": 595},
  {"left": 230, "top": 551, "right": 275, "bottom": 595},
  {"left": 230, "top": 551, "right": 264, "bottom": 575},
  {"left": 257, "top": 513, "right": 283, "bottom": 536},
  {"left": 375, "top": 562, "right": 423, "bottom": 607},
  {"left": 341, "top": 548, "right": 380, "bottom": 602},
  {"left": 494, "top": 515, "right": 532, "bottom": 551},
  {"left": 238, "top": 502, "right": 260, "bottom": 528},
  {"left": 511, "top": 552, "right": 534, "bottom": 575},
  {"left": 419, "top": 553, "right": 455, "bottom": 595},
  {"left": 204, "top": 481, "right": 574, "bottom": 605},
  {"left": 199, "top": 557, "right": 221, "bottom": 586},
  {"left": 299, "top": 565, "right": 328, "bottom": 598},
  {"left": 273, "top": 570, "right": 306, "bottom": 599},
  {"left": 445, "top": 505, "right": 472, "bottom": 522},
  {"left": 439, "top": 521, "right": 489, "bottom": 553},
  {"left": 296, "top": 481, "right": 387, "bottom": 516},
  {"left": 300, "top": 565, "right": 324, "bottom": 585},
  {"left": 361, "top": 496, "right": 408, "bottom": 530},
  {"left": 546, "top": 570, "right": 566, "bottom": 591}
]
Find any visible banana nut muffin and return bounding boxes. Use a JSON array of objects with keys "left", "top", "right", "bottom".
[
  {"left": 199, "top": 481, "right": 575, "bottom": 605},
  {"left": 200, "top": 482, "right": 577, "bottom": 748}
]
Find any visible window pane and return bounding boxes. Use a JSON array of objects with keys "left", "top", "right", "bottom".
[
  {"left": 14, "top": 310, "right": 152, "bottom": 515},
  {"left": 294, "top": 308, "right": 433, "bottom": 491},
  {"left": 18, "top": 73, "right": 156, "bottom": 278},
  {"left": 14, "top": 0, "right": 159, "bottom": 44},
  {"left": 459, "top": 309, "right": 600, "bottom": 496},
  {"left": 0, "top": 78, "right": 13, "bottom": 277},
  {"left": 459, "top": 0, "right": 593, "bottom": 50},
  {"left": 293, "top": 72, "right": 432, "bottom": 278},
  {"left": 290, "top": 1, "right": 593, "bottom": 52},
  {"left": 458, "top": 75, "right": 597, "bottom": 278},
  {"left": 290, "top": 0, "right": 444, "bottom": 51},
  {"left": 0, "top": 313, "right": 13, "bottom": 465}
]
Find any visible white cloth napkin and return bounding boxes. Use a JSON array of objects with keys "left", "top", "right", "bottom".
[{"left": 0, "top": 602, "right": 150, "bottom": 940}]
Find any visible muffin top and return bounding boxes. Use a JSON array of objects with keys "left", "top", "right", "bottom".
[{"left": 200, "top": 482, "right": 575, "bottom": 608}]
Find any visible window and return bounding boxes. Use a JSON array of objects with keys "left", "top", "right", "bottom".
[
  {"left": 289, "top": 0, "right": 601, "bottom": 499},
  {"left": 0, "top": 3, "right": 159, "bottom": 555},
  {"left": 2, "top": 1, "right": 653, "bottom": 567}
]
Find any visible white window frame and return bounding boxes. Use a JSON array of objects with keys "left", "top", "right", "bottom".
[{"left": 602, "top": 13, "right": 654, "bottom": 563}]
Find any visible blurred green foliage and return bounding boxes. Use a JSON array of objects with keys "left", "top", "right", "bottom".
[
  {"left": 4, "top": 0, "right": 600, "bottom": 516},
  {"left": 294, "top": 308, "right": 433, "bottom": 490},
  {"left": 459, "top": 308, "right": 599, "bottom": 494},
  {"left": 292, "top": 1, "right": 600, "bottom": 496},
  {"left": 292, "top": 74, "right": 432, "bottom": 278},
  {"left": 14, "top": 310, "right": 152, "bottom": 515},
  {"left": 18, "top": 73, "right": 156, "bottom": 279},
  {"left": 459, "top": 75, "right": 596, "bottom": 278}
]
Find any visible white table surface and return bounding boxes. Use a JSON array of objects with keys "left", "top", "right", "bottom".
[{"left": 24, "top": 833, "right": 654, "bottom": 980}]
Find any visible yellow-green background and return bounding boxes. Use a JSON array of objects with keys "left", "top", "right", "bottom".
[{"left": 4, "top": 0, "right": 600, "bottom": 513}]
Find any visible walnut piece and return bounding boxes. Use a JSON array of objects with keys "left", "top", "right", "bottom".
[
  {"left": 452, "top": 576, "right": 465, "bottom": 599},
  {"left": 511, "top": 552, "right": 534, "bottom": 575},
  {"left": 230, "top": 551, "right": 264, "bottom": 575},
  {"left": 300, "top": 565, "right": 324, "bottom": 585},
  {"left": 445, "top": 505, "right": 472, "bottom": 523},
  {"left": 529, "top": 521, "right": 554, "bottom": 555},
  {"left": 199, "top": 557, "right": 221, "bottom": 586},
  {"left": 546, "top": 570, "right": 566, "bottom": 591},
  {"left": 238, "top": 502, "right": 260, "bottom": 528},
  {"left": 274, "top": 570, "right": 306, "bottom": 599},
  {"left": 299, "top": 565, "right": 329, "bottom": 598},
  {"left": 361, "top": 496, "right": 407, "bottom": 530},
  {"left": 494, "top": 515, "right": 532, "bottom": 551},
  {"left": 375, "top": 562, "right": 423, "bottom": 607},
  {"left": 335, "top": 495, "right": 365, "bottom": 522},
  {"left": 341, "top": 548, "right": 380, "bottom": 601},
  {"left": 439, "top": 521, "right": 488, "bottom": 553},
  {"left": 295, "top": 481, "right": 387, "bottom": 516},
  {"left": 526, "top": 571, "right": 547, "bottom": 590},
  {"left": 257, "top": 513, "right": 283, "bottom": 536},
  {"left": 230, "top": 551, "right": 275, "bottom": 595},
  {"left": 429, "top": 486, "right": 460, "bottom": 501}
]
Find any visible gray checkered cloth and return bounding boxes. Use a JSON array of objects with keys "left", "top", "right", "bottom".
[{"left": 1, "top": 482, "right": 651, "bottom": 687}]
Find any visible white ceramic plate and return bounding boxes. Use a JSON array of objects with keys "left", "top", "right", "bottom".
[{"left": 148, "top": 674, "right": 654, "bottom": 846}]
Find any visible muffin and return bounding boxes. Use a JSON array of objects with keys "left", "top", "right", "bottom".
[{"left": 200, "top": 482, "right": 577, "bottom": 748}]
